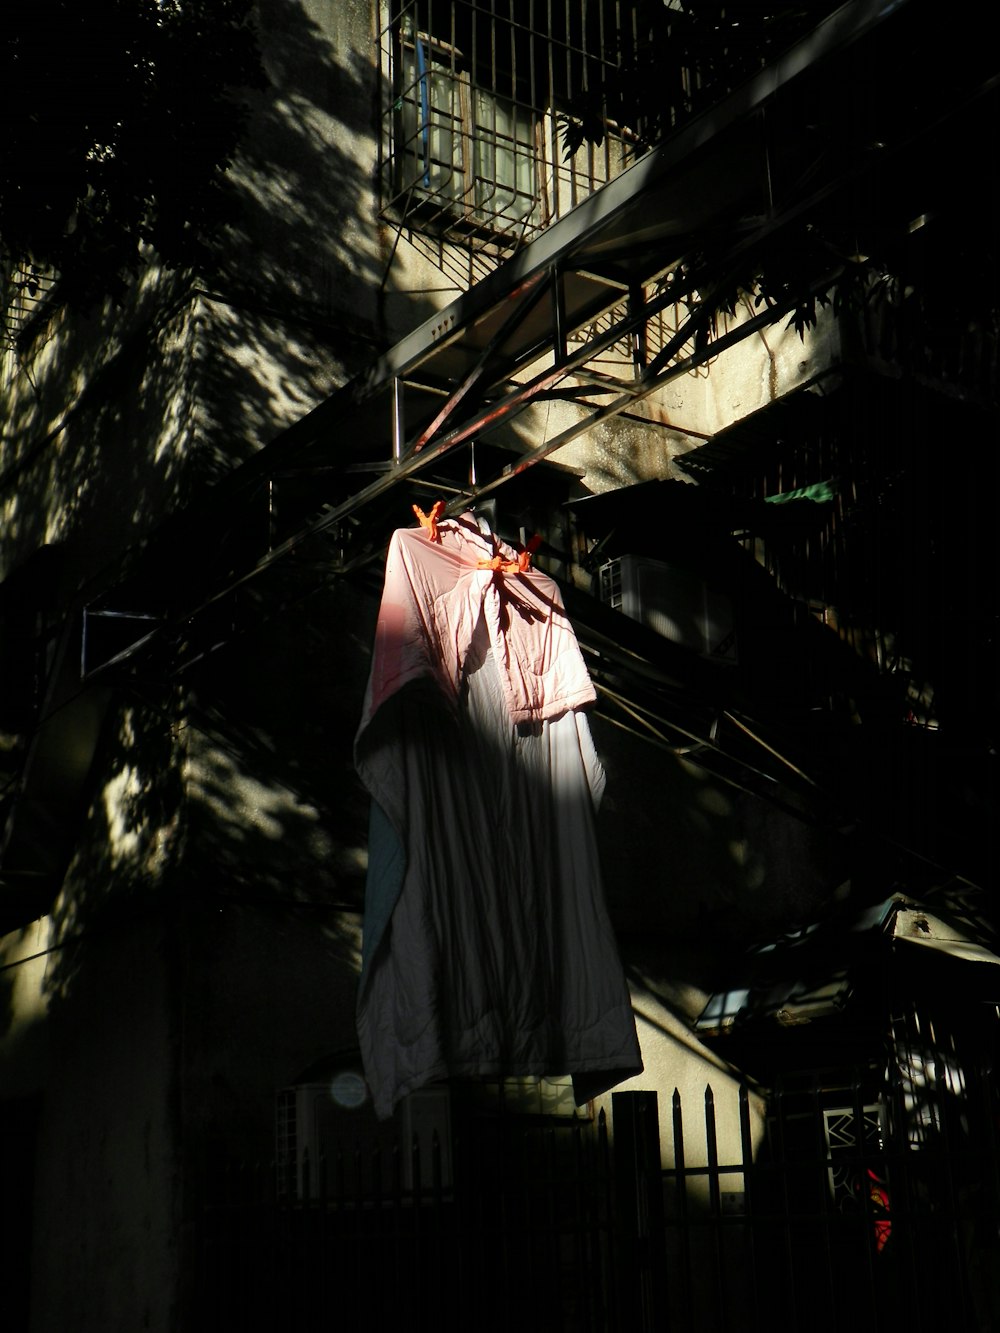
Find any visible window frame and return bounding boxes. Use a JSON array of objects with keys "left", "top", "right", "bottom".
[{"left": 393, "top": 19, "right": 543, "bottom": 241}]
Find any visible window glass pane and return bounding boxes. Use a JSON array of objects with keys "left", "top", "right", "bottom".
[
  {"left": 399, "top": 39, "right": 467, "bottom": 203},
  {"left": 472, "top": 88, "right": 536, "bottom": 226}
]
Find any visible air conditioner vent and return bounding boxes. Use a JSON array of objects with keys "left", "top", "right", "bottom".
[
  {"left": 275, "top": 1079, "right": 453, "bottom": 1199},
  {"left": 598, "top": 555, "right": 738, "bottom": 665}
]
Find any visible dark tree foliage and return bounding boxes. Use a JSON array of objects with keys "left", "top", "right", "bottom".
[
  {"left": 560, "top": 1, "right": 827, "bottom": 158},
  {"left": 1, "top": 0, "right": 266, "bottom": 311},
  {"left": 558, "top": 1, "right": 854, "bottom": 335}
]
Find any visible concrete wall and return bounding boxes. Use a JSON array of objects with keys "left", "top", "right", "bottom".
[
  {"left": 0, "top": 920, "right": 51, "bottom": 1098},
  {"left": 27, "top": 921, "right": 178, "bottom": 1333},
  {"left": 1, "top": 273, "right": 204, "bottom": 586}
]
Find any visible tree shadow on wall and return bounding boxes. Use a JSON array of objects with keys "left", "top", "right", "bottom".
[
  {"left": 0, "top": 0, "right": 448, "bottom": 990},
  {"left": 180, "top": 562, "right": 379, "bottom": 931},
  {"left": 0, "top": 0, "right": 439, "bottom": 589},
  {"left": 31, "top": 550, "right": 380, "bottom": 1008}
]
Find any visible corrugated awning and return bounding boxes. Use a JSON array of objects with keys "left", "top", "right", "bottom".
[{"left": 695, "top": 885, "right": 1000, "bottom": 1037}]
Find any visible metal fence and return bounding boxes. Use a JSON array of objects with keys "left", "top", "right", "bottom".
[
  {"left": 200, "top": 1062, "right": 1000, "bottom": 1331},
  {"left": 200, "top": 1106, "right": 617, "bottom": 1331},
  {"left": 621, "top": 1062, "right": 1000, "bottom": 1333}
]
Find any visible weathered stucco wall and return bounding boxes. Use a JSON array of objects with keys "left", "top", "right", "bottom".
[
  {"left": 27, "top": 921, "right": 178, "bottom": 1333},
  {"left": 544, "top": 296, "right": 845, "bottom": 490},
  {"left": 0, "top": 272, "right": 205, "bottom": 587},
  {"left": 0, "top": 919, "right": 51, "bottom": 1097}
]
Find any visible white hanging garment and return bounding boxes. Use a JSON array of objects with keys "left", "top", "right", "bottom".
[{"left": 355, "top": 515, "right": 642, "bottom": 1120}]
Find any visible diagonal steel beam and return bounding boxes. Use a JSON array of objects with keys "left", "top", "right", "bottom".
[
  {"left": 408, "top": 268, "right": 551, "bottom": 453},
  {"left": 458, "top": 264, "right": 845, "bottom": 512}
]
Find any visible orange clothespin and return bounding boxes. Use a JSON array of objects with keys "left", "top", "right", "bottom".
[
  {"left": 412, "top": 499, "right": 446, "bottom": 542},
  {"left": 476, "top": 554, "right": 508, "bottom": 573},
  {"left": 476, "top": 532, "right": 542, "bottom": 575},
  {"left": 518, "top": 533, "right": 543, "bottom": 571}
]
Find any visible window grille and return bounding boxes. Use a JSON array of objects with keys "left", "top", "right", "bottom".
[
  {"left": 823, "top": 1103, "right": 885, "bottom": 1209},
  {"left": 598, "top": 558, "right": 623, "bottom": 612},
  {"left": 379, "top": 0, "right": 634, "bottom": 270},
  {"left": 2, "top": 262, "right": 57, "bottom": 358}
]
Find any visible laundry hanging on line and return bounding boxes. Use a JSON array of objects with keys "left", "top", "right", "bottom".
[{"left": 354, "top": 508, "right": 642, "bottom": 1121}]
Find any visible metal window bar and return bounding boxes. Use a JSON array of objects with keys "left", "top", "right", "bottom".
[
  {"left": 650, "top": 1060, "right": 1000, "bottom": 1333},
  {"left": 205, "top": 1105, "right": 616, "bottom": 1330},
  {"left": 379, "top": 0, "right": 635, "bottom": 270},
  {"left": 2, "top": 262, "right": 58, "bottom": 357},
  {"left": 205, "top": 1062, "right": 1000, "bottom": 1330}
]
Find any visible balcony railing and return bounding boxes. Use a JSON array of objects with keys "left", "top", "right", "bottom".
[{"left": 377, "top": 1, "right": 838, "bottom": 287}]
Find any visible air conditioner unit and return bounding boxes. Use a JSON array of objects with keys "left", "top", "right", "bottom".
[
  {"left": 598, "top": 555, "right": 738, "bottom": 666},
  {"left": 276, "top": 1080, "right": 453, "bottom": 1200}
]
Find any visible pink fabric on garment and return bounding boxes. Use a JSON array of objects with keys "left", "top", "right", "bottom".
[
  {"left": 353, "top": 513, "right": 643, "bottom": 1118},
  {"left": 357, "top": 514, "right": 597, "bottom": 739}
]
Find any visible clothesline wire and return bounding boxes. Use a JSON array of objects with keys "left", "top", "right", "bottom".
[
  {"left": 594, "top": 680, "right": 709, "bottom": 754},
  {"left": 592, "top": 683, "right": 843, "bottom": 828}
]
